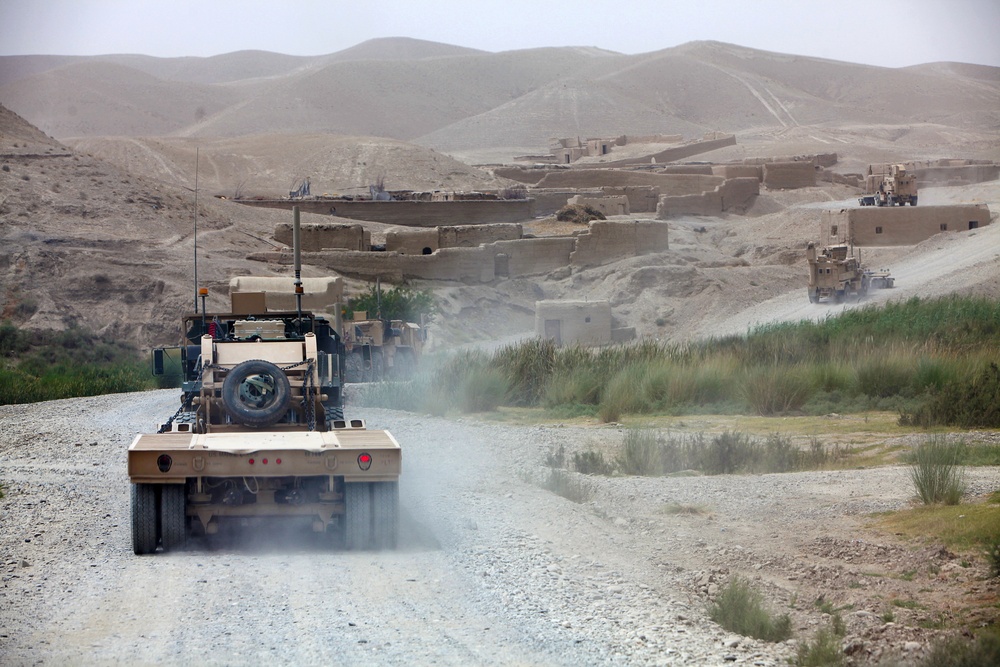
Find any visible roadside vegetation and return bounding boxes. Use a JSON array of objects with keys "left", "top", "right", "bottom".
[
  {"left": 0, "top": 322, "right": 158, "bottom": 405},
  {"left": 344, "top": 284, "right": 435, "bottom": 323},
  {"left": 707, "top": 576, "right": 791, "bottom": 642},
  {"left": 360, "top": 296, "right": 1000, "bottom": 424}
]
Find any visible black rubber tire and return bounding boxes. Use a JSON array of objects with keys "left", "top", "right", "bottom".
[
  {"left": 372, "top": 482, "right": 399, "bottom": 550},
  {"left": 131, "top": 483, "right": 159, "bottom": 555},
  {"left": 221, "top": 359, "right": 291, "bottom": 428},
  {"left": 160, "top": 484, "right": 187, "bottom": 552},
  {"left": 344, "top": 482, "right": 372, "bottom": 550},
  {"left": 345, "top": 351, "right": 363, "bottom": 383},
  {"left": 834, "top": 290, "right": 845, "bottom": 304},
  {"left": 324, "top": 404, "right": 345, "bottom": 425}
]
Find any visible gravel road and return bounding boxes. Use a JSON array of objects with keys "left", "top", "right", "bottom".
[{"left": 2, "top": 391, "right": 998, "bottom": 665}]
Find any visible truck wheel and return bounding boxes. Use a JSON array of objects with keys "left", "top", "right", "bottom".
[
  {"left": 372, "top": 482, "right": 399, "bottom": 550},
  {"left": 160, "top": 484, "right": 187, "bottom": 552},
  {"left": 131, "top": 483, "right": 159, "bottom": 555},
  {"left": 324, "top": 404, "right": 345, "bottom": 425},
  {"left": 834, "top": 290, "right": 845, "bottom": 304},
  {"left": 344, "top": 482, "right": 372, "bottom": 550},
  {"left": 911, "top": 197, "right": 917, "bottom": 206},
  {"left": 222, "top": 359, "right": 291, "bottom": 428}
]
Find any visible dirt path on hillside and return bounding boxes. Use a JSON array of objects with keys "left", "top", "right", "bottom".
[{"left": 698, "top": 192, "right": 1000, "bottom": 339}]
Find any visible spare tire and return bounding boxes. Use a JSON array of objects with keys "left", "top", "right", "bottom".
[{"left": 222, "top": 359, "right": 291, "bottom": 427}]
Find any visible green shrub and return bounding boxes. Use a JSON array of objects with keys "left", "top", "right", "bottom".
[
  {"left": 900, "top": 362, "right": 1000, "bottom": 428},
  {"left": 345, "top": 284, "right": 435, "bottom": 323},
  {"left": 701, "top": 430, "right": 757, "bottom": 475},
  {"left": 908, "top": 436, "right": 966, "bottom": 505},
  {"left": 856, "top": 357, "right": 914, "bottom": 398},
  {"left": 457, "top": 366, "right": 509, "bottom": 413},
  {"left": 741, "top": 365, "right": 813, "bottom": 415},
  {"left": 542, "top": 469, "right": 594, "bottom": 503},
  {"left": 916, "top": 632, "right": 1000, "bottom": 667},
  {"left": 617, "top": 427, "right": 663, "bottom": 475},
  {"left": 795, "top": 626, "right": 845, "bottom": 666},
  {"left": 707, "top": 576, "right": 792, "bottom": 642},
  {"left": 598, "top": 364, "right": 650, "bottom": 422},
  {"left": 573, "top": 450, "right": 613, "bottom": 475},
  {"left": 985, "top": 537, "right": 1000, "bottom": 578},
  {"left": 541, "top": 366, "right": 601, "bottom": 407}
]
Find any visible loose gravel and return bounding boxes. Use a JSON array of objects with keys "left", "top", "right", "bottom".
[{"left": 1, "top": 390, "right": 998, "bottom": 665}]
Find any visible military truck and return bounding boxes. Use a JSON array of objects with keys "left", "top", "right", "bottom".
[
  {"left": 127, "top": 208, "right": 400, "bottom": 554},
  {"left": 806, "top": 242, "right": 868, "bottom": 303},
  {"left": 806, "top": 242, "right": 895, "bottom": 303},
  {"left": 344, "top": 312, "right": 423, "bottom": 382},
  {"left": 866, "top": 164, "right": 918, "bottom": 207}
]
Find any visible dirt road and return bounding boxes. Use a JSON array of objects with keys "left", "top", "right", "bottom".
[{"left": 1, "top": 392, "right": 998, "bottom": 665}]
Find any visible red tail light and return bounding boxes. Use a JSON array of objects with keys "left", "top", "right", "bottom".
[{"left": 358, "top": 453, "right": 372, "bottom": 471}]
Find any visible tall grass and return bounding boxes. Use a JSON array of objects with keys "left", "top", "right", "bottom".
[
  {"left": 708, "top": 576, "right": 792, "bottom": 642},
  {"left": 419, "top": 297, "right": 1000, "bottom": 422},
  {"left": 0, "top": 322, "right": 156, "bottom": 404},
  {"left": 907, "top": 436, "right": 967, "bottom": 505}
]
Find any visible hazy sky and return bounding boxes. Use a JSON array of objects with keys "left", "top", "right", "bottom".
[{"left": 2, "top": 0, "right": 999, "bottom": 68}]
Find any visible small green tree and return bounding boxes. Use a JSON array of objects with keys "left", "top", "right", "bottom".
[{"left": 346, "top": 284, "right": 435, "bottom": 323}]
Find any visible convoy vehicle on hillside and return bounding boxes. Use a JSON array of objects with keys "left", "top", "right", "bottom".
[
  {"left": 127, "top": 209, "right": 400, "bottom": 554},
  {"left": 344, "top": 312, "right": 423, "bottom": 382},
  {"left": 860, "top": 164, "right": 918, "bottom": 206},
  {"left": 806, "top": 241, "right": 894, "bottom": 303}
]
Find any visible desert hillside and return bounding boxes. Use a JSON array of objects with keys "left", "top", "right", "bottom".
[
  {"left": 2, "top": 39, "right": 997, "bottom": 159},
  {"left": 1, "top": 38, "right": 999, "bottom": 352}
]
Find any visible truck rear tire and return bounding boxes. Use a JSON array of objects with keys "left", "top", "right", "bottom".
[
  {"left": 160, "top": 484, "right": 187, "bottom": 552},
  {"left": 344, "top": 482, "right": 372, "bottom": 550},
  {"left": 221, "top": 359, "right": 292, "bottom": 428},
  {"left": 372, "top": 482, "right": 399, "bottom": 550},
  {"left": 131, "top": 483, "right": 158, "bottom": 555}
]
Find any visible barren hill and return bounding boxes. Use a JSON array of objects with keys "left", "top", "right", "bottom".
[
  {"left": 65, "top": 133, "right": 507, "bottom": 197},
  {"left": 2, "top": 39, "right": 997, "bottom": 160},
  {"left": 1, "top": 38, "right": 1000, "bottom": 352}
]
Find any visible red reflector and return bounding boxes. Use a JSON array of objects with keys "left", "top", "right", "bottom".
[
  {"left": 276, "top": 458, "right": 282, "bottom": 465},
  {"left": 358, "top": 452, "right": 373, "bottom": 471},
  {"left": 262, "top": 458, "right": 268, "bottom": 465},
  {"left": 360, "top": 454, "right": 371, "bottom": 463},
  {"left": 248, "top": 458, "right": 255, "bottom": 465}
]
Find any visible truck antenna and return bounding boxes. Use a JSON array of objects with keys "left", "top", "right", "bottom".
[
  {"left": 193, "top": 147, "right": 200, "bottom": 313},
  {"left": 293, "top": 206, "right": 303, "bottom": 324}
]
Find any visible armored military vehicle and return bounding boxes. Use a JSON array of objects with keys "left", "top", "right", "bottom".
[
  {"left": 127, "top": 208, "right": 400, "bottom": 554},
  {"left": 806, "top": 242, "right": 895, "bottom": 303}
]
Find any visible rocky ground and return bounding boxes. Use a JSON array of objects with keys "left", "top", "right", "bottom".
[{"left": 1, "top": 391, "right": 998, "bottom": 665}]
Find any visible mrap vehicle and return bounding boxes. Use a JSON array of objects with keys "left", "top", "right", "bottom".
[{"left": 127, "top": 209, "right": 400, "bottom": 554}]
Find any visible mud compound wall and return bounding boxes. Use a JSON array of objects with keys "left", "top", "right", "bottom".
[
  {"left": 657, "top": 177, "right": 759, "bottom": 217},
  {"left": 601, "top": 186, "right": 661, "bottom": 213},
  {"left": 239, "top": 198, "right": 535, "bottom": 226},
  {"left": 820, "top": 205, "right": 993, "bottom": 246},
  {"left": 535, "top": 300, "right": 613, "bottom": 345},
  {"left": 534, "top": 170, "right": 723, "bottom": 195},
  {"left": 570, "top": 220, "right": 669, "bottom": 268},
  {"left": 385, "top": 228, "right": 439, "bottom": 255},
  {"left": 568, "top": 195, "right": 630, "bottom": 216},
  {"left": 763, "top": 161, "right": 817, "bottom": 189},
  {"left": 572, "top": 134, "right": 737, "bottom": 169},
  {"left": 531, "top": 189, "right": 604, "bottom": 215},
  {"left": 913, "top": 164, "right": 1000, "bottom": 187},
  {"left": 439, "top": 223, "right": 523, "bottom": 248},
  {"left": 274, "top": 222, "right": 369, "bottom": 251},
  {"left": 495, "top": 237, "right": 578, "bottom": 278},
  {"left": 712, "top": 165, "right": 763, "bottom": 180},
  {"left": 258, "top": 220, "right": 652, "bottom": 283}
]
